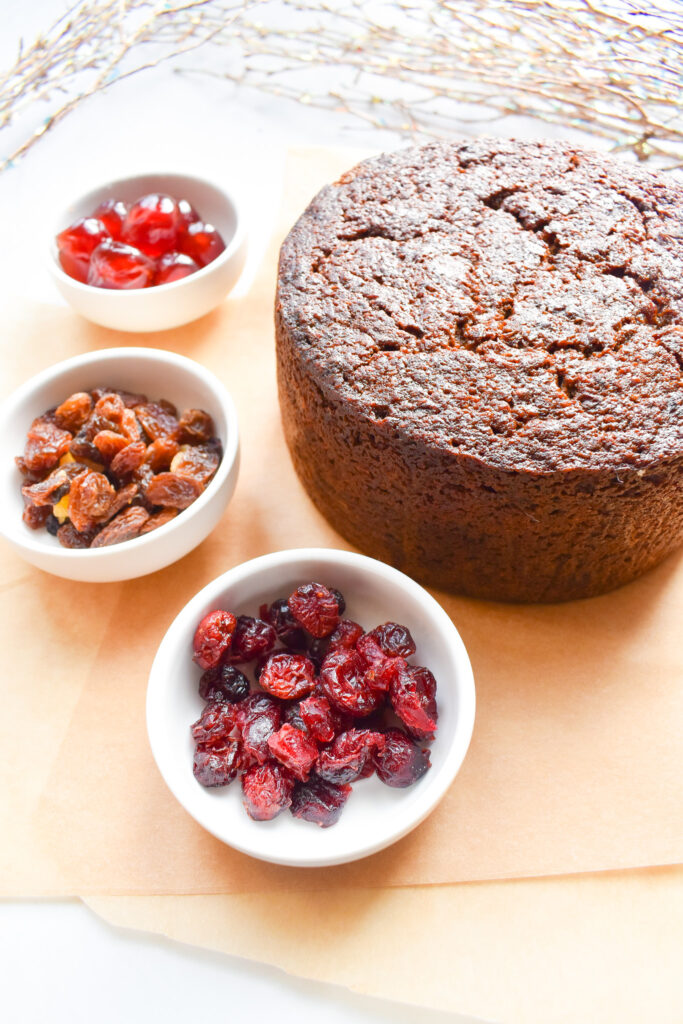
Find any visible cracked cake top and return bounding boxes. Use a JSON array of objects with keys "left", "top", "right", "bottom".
[{"left": 276, "top": 139, "right": 683, "bottom": 474}]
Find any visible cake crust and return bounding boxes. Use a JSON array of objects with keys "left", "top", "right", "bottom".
[{"left": 275, "top": 140, "right": 683, "bottom": 602}]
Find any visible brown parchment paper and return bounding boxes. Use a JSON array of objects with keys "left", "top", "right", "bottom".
[
  {"left": 87, "top": 865, "right": 683, "bottom": 1024},
  {"left": 1, "top": 148, "right": 682, "bottom": 898}
]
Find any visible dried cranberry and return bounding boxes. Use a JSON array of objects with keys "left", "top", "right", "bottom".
[
  {"left": 176, "top": 408, "right": 215, "bottom": 445},
  {"left": 121, "top": 193, "right": 182, "bottom": 258},
  {"left": 191, "top": 700, "right": 237, "bottom": 745},
  {"left": 283, "top": 701, "right": 309, "bottom": 734},
  {"left": 144, "top": 472, "right": 203, "bottom": 509},
  {"left": 267, "top": 723, "right": 318, "bottom": 782},
  {"left": 155, "top": 251, "right": 199, "bottom": 285},
  {"left": 192, "top": 610, "right": 237, "bottom": 670},
  {"left": 356, "top": 633, "right": 405, "bottom": 691},
  {"left": 290, "top": 778, "right": 352, "bottom": 827},
  {"left": 57, "top": 217, "right": 110, "bottom": 282},
  {"left": 89, "top": 505, "right": 150, "bottom": 546},
  {"left": 87, "top": 240, "right": 155, "bottom": 289},
  {"left": 328, "top": 619, "right": 364, "bottom": 651},
  {"left": 316, "top": 728, "right": 385, "bottom": 785},
  {"left": 306, "top": 636, "right": 330, "bottom": 671},
  {"left": 193, "top": 741, "right": 241, "bottom": 787},
  {"left": 260, "top": 598, "right": 307, "bottom": 650},
  {"left": 225, "top": 615, "right": 277, "bottom": 664},
  {"left": 238, "top": 694, "right": 283, "bottom": 765},
  {"left": 288, "top": 582, "right": 341, "bottom": 638},
  {"left": 330, "top": 588, "right": 346, "bottom": 615},
  {"left": 199, "top": 664, "right": 250, "bottom": 704},
  {"left": 319, "top": 649, "right": 384, "bottom": 716},
  {"left": 373, "top": 729, "right": 431, "bottom": 787},
  {"left": 242, "top": 762, "right": 294, "bottom": 821},
  {"left": 389, "top": 664, "right": 438, "bottom": 740},
  {"left": 299, "top": 694, "right": 339, "bottom": 744},
  {"left": 181, "top": 221, "right": 226, "bottom": 267},
  {"left": 92, "top": 199, "right": 128, "bottom": 240},
  {"left": 259, "top": 652, "right": 316, "bottom": 700},
  {"left": 366, "top": 622, "right": 416, "bottom": 658},
  {"left": 54, "top": 392, "right": 93, "bottom": 433}
]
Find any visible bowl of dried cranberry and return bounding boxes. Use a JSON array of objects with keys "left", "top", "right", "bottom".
[
  {"left": 146, "top": 548, "right": 475, "bottom": 867},
  {"left": 48, "top": 172, "right": 247, "bottom": 332},
  {"left": 0, "top": 347, "right": 239, "bottom": 582}
]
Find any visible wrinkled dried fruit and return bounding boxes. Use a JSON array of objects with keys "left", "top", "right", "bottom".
[
  {"left": 373, "top": 729, "right": 431, "bottom": 787},
  {"left": 316, "top": 728, "right": 385, "bottom": 785},
  {"left": 176, "top": 408, "right": 214, "bottom": 445},
  {"left": 290, "top": 777, "right": 352, "bottom": 827},
  {"left": 299, "top": 694, "right": 339, "bottom": 744},
  {"left": 22, "top": 503, "right": 51, "bottom": 529},
  {"left": 199, "top": 663, "right": 250, "bottom": 704},
  {"left": 57, "top": 521, "right": 97, "bottom": 548},
  {"left": 366, "top": 622, "right": 416, "bottom": 658},
  {"left": 102, "top": 482, "right": 138, "bottom": 521},
  {"left": 283, "top": 701, "right": 309, "bottom": 734},
  {"left": 267, "top": 723, "right": 319, "bottom": 782},
  {"left": 94, "top": 392, "right": 126, "bottom": 427},
  {"left": 89, "top": 505, "right": 150, "bottom": 546},
  {"left": 288, "top": 582, "right": 341, "bottom": 638},
  {"left": 93, "top": 430, "right": 129, "bottom": 462},
  {"left": 135, "top": 402, "right": 179, "bottom": 441},
  {"left": 319, "top": 649, "right": 384, "bottom": 717},
  {"left": 225, "top": 615, "right": 277, "bottom": 664},
  {"left": 68, "top": 471, "right": 115, "bottom": 532},
  {"left": 328, "top": 619, "right": 364, "bottom": 651},
  {"left": 139, "top": 508, "right": 178, "bottom": 534},
  {"left": 191, "top": 700, "right": 237, "bottom": 745},
  {"left": 170, "top": 444, "right": 220, "bottom": 485},
  {"left": 144, "top": 471, "right": 203, "bottom": 508},
  {"left": 54, "top": 392, "right": 93, "bottom": 432},
  {"left": 193, "top": 741, "right": 242, "bottom": 787},
  {"left": 110, "top": 441, "right": 147, "bottom": 480},
  {"left": 258, "top": 652, "right": 316, "bottom": 701},
  {"left": 238, "top": 694, "right": 283, "bottom": 765},
  {"left": 389, "top": 664, "right": 438, "bottom": 740},
  {"left": 260, "top": 597, "right": 307, "bottom": 650},
  {"left": 192, "top": 610, "right": 237, "bottom": 670},
  {"left": 23, "top": 417, "right": 72, "bottom": 474},
  {"left": 242, "top": 762, "right": 294, "bottom": 821},
  {"left": 22, "top": 466, "right": 73, "bottom": 508},
  {"left": 356, "top": 633, "right": 405, "bottom": 691},
  {"left": 145, "top": 437, "right": 180, "bottom": 472}
]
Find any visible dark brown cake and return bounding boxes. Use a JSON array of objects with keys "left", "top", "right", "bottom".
[{"left": 275, "top": 139, "right": 683, "bottom": 602}]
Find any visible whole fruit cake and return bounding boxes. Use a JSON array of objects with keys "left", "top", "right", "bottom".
[{"left": 275, "top": 139, "right": 683, "bottom": 602}]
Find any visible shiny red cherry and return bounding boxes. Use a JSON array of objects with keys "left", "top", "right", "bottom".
[
  {"left": 181, "top": 221, "right": 226, "bottom": 267},
  {"left": 92, "top": 199, "right": 128, "bottom": 240},
  {"left": 178, "top": 199, "right": 200, "bottom": 231},
  {"left": 56, "top": 218, "right": 110, "bottom": 283},
  {"left": 87, "top": 240, "right": 154, "bottom": 289},
  {"left": 155, "top": 251, "right": 200, "bottom": 285},
  {"left": 121, "top": 193, "right": 182, "bottom": 258}
]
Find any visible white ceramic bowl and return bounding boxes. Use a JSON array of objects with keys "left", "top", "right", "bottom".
[
  {"left": 48, "top": 172, "right": 247, "bottom": 332},
  {"left": 147, "top": 548, "right": 475, "bottom": 867},
  {"left": 0, "top": 347, "right": 239, "bottom": 582}
]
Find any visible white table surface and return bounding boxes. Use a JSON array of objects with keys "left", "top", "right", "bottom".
[{"left": 0, "top": 2, "right": 632, "bottom": 1021}]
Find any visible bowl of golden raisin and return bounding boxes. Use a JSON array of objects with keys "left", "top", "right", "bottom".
[{"left": 0, "top": 347, "right": 239, "bottom": 581}]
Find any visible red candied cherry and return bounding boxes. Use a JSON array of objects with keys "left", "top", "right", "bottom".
[
  {"left": 319, "top": 648, "right": 384, "bottom": 717},
  {"left": 242, "top": 762, "right": 294, "bottom": 821},
  {"left": 374, "top": 728, "right": 431, "bottom": 787},
  {"left": 92, "top": 199, "right": 128, "bottom": 240},
  {"left": 192, "top": 609, "right": 237, "bottom": 670},
  {"left": 181, "top": 220, "right": 226, "bottom": 267},
  {"left": 291, "top": 778, "right": 352, "bottom": 828},
  {"left": 365, "top": 622, "right": 416, "bottom": 658},
  {"left": 389, "top": 664, "right": 438, "bottom": 740},
  {"left": 258, "top": 651, "right": 316, "bottom": 701},
  {"left": 178, "top": 198, "right": 200, "bottom": 230},
  {"left": 237, "top": 693, "right": 282, "bottom": 765},
  {"left": 288, "top": 582, "right": 341, "bottom": 638},
  {"left": 267, "top": 723, "right": 319, "bottom": 782},
  {"left": 56, "top": 217, "right": 110, "bottom": 283},
  {"left": 155, "top": 251, "right": 200, "bottom": 285},
  {"left": 191, "top": 700, "right": 237, "bottom": 746},
  {"left": 87, "top": 239, "right": 155, "bottom": 289},
  {"left": 316, "top": 728, "right": 386, "bottom": 785},
  {"left": 121, "top": 193, "right": 183, "bottom": 258},
  {"left": 193, "top": 740, "right": 242, "bottom": 787},
  {"left": 225, "top": 615, "right": 277, "bottom": 664}
]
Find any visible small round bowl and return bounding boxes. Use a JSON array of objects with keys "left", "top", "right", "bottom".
[
  {"left": 0, "top": 347, "right": 239, "bottom": 582},
  {"left": 48, "top": 172, "right": 247, "bottom": 332},
  {"left": 147, "top": 548, "right": 476, "bottom": 867}
]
